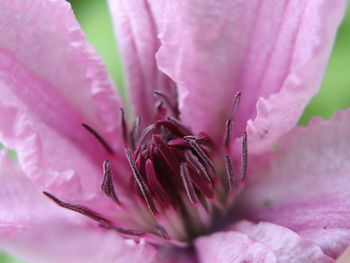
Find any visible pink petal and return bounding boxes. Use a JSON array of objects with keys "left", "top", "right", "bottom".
[
  {"left": 231, "top": 221, "right": 333, "bottom": 262},
  {"left": 0, "top": 151, "right": 156, "bottom": 263},
  {"left": 108, "top": 0, "right": 176, "bottom": 125},
  {"left": 299, "top": 228, "right": 350, "bottom": 258},
  {"left": 0, "top": 150, "right": 80, "bottom": 230},
  {"left": 237, "top": 110, "right": 350, "bottom": 255},
  {"left": 195, "top": 230, "right": 276, "bottom": 263},
  {"left": 156, "top": 0, "right": 347, "bottom": 150},
  {"left": 0, "top": 0, "right": 124, "bottom": 202},
  {"left": 2, "top": 226, "right": 156, "bottom": 263},
  {"left": 195, "top": 221, "right": 332, "bottom": 263}
]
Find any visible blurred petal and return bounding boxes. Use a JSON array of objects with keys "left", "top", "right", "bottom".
[
  {"left": 238, "top": 110, "right": 350, "bottom": 241},
  {"left": 156, "top": 0, "right": 347, "bottom": 149},
  {"left": 0, "top": 150, "right": 156, "bottom": 263},
  {"left": 195, "top": 221, "right": 332, "bottom": 263},
  {"left": 337, "top": 246, "right": 350, "bottom": 263},
  {"left": 231, "top": 221, "right": 333, "bottom": 262},
  {"left": 195, "top": 230, "right": 276, "bottom": 263},
  {"left": 108, "top": 0, "right": 176, "bottom": 125},
  {"left": 0, "top": 0, "right": 124, "bottom": 202},
  {"left": 2, "top": 226, "right": 156, "bottom": 263},
  {"left": 299, "top": 228, "right": 350, "bottom": 258}
]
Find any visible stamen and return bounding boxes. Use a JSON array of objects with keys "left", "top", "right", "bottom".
[
  {"left": 224, "top": 155, "right": 234, "bottom": 191},
  {"left": 156, "top": 224, "right": 171, "bottom": 240},
  {"left": 100, "top": 224, "right": 145, "bottom": 237},
  {"left": 152, "top": 135, "right": 181, "bottom": 176},
  {"left": 145, "top": 159, "right": 171, "bottom": 208},
  {"left": 120, "top": 108, "right": 129, "bottom": 145},
  {"left": 154, "top": 90, "right": 180, "bottom": 118},
  {"left": 82, "top": 123, "right": 115, "bottom": 155},
  {"left": 43, "top": 191, "right": 110, "bottom": 225},
  {"left": 184, "top": 150, "right": 211, "bottom": 184},
  {"left": 101, "top": 160, "right": 120, "bottom": 205},
  {"left": 224, "top": 119, "right": 233, "bottom": 148},
  {"left": 224, "top": 92, "right": 242, "bottom": 147},
  {"left": 125, "top": 148, "right": 158, "bottom": 215},
  {"left": 138, "top": 124, "right": 156, "bottom": 145},
  {"left": 180, "top": 163, "right": 197, "bottom": 204},
  {"left": 156, "top": 120, "right": 187, "bottom": 137},
  {"left": 167, "top": 117, "right": 191, "bottom": 135},
  {"left": 229, "top": 92, "right": 241, "bottom": 121},
  {"left": 186, "top": 165, "right": 214, "bottom": 198},
  {"left": 240, "top": 131, "right": 248, "bottom": 180},
  {"left": 131, "top": 117, "right": 141, "bottom": 150},
  {"left": 186, "top": 138, "right": 215, "bottom": 173}
]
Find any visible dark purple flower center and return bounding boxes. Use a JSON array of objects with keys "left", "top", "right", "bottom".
[{"left": 44, "top": 92, "right": 247, "bottom": 243}]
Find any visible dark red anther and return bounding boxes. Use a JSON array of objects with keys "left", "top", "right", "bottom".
[
  {"left": 241, "top": 132, "right": 248, "bottom": 181},
  {"left": 101, "top": 160, "right": 120, "bottom": 205},
  {"left": 145, "top": 159, "right": 171, "bottom": 208},
  {"left": 196, "top": 132, "right": 214, "bottom": 147},
  {"left": 43, "top": 191, "right": 111, "bottom": 225},
  {"left": 156, "top": 119, "right": 187, "bottom": 137},
  {"left": 125, "top": 148, "right": 158, "bottom": 215},
  {"left": 152, "top": 135, "right": 181, "bottom": 177},
  {"left": 224, "top": 155, "right": 234, "bottom": 191},
  {"left": 82, "top": 123, "right": 114, "bottom": 155},
  {"left": 168, "top": 137, "right": 189, "bottom": 148},
  {"left": 167, "top": 117, "right": 192, "bottom": 135},
  {"left": 180, "top": 163, "right": 197, "bottom": 204}
]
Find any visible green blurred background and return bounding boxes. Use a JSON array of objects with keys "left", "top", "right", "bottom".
[{"left": 1, "top": 1, "right": 349, "bottom": 262}]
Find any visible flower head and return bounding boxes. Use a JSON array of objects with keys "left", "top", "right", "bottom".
[{"left": 0, "top": 0, "right": 349, "bottom": 262}]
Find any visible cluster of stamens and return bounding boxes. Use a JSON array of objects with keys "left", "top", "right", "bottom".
[{"left": 44, "top": 91, "right": 247, "bottom": 243}]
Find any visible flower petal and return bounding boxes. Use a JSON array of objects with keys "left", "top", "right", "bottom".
[
  {"left": 108, "top": 0, "right": 176, "bottom": 125},
  {"left": 0, "top": 151, "right": 156, "bottom": 263},
  {"left": 195, "top": 230, "right": 276, "bottom": 263},
  {"left": 0, "top": 0, "right": 124, "bottom": 202},
  {"left": 237, "top": 110, "right": 350, "bottom": 253},
  {"left": 231, "top": 221, "right": 333, "bottom": 262},
  {"left": 195, "top": 221, "right": 332, "bottom": 263},
  {"left": 156, "top": 0, "right": 347, "bottom": 149},
  {"left": 0, "top": 150, "right": 78, "bottom": 231},
  {"left": 2, "top": 225, "right": 156, "bottom": 263},
  {"left": 299, "top": 228, "right": 350, "bottom": 258}
]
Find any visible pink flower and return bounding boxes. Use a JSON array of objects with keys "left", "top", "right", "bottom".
[{"left": 0, "top": 0, "right": 349, "bottom": 262}]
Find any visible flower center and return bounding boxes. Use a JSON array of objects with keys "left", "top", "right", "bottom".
[
  {"left": 125, "top": 117, "right": 217, "bottom": 240},
  {"left": 44, "top": 92, "right": 247, "bottom": 244}
]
